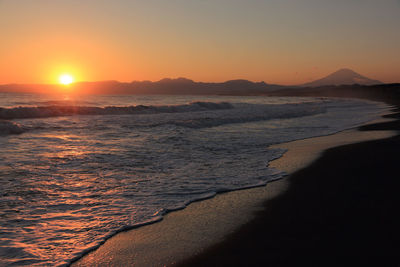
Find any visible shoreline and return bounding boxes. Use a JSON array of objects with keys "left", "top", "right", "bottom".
[{"left": 71, "top": 111, "right": 396, "bottom": 266}]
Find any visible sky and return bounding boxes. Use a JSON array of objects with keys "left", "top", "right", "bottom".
[{"left": 1, "top": 0, "right": 399, "bottom": 85}]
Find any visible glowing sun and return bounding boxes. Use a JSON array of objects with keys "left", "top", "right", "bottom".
[{"left": 59, "top": 74, "right": 74, "bottom": 85}]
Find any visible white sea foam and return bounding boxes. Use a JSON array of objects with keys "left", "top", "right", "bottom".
[{"left": 0, "top": 95, "right": 389, "bottom": 266}]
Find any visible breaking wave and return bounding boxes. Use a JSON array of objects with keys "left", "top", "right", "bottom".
[
  {"left": 0, "top": 120, "right": 25, "bottom": 135},
  {"left": 0, "top": 101, "right": 234, "bottom": 120},
  {"left": 0, "top": 101, "right": 329, "bottom": 135}
]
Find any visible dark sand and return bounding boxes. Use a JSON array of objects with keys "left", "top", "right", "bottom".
[{"left": 178, "top": 110, "right": 400, "bottom": 266}]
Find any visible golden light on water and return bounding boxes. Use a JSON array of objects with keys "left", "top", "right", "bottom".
[{"left": 59, "top": 74, "right": 74, "bottom": 85}]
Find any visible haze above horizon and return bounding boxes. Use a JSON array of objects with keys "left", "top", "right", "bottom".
[{"left": 1, "top": 0, "right": 399, "bottom": 85}]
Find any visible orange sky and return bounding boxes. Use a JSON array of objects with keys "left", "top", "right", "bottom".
[{"left": 1, "top": 0, "right": 399, "bottom": 85}]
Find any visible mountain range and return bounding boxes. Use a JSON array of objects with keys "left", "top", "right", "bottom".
[{"left": 0, "top": 68, "right": 384, "bottom": 95}]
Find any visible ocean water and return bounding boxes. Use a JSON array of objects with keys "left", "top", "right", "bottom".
[{"left": 0, "top": 93, "right": 389, "bottom": 266}]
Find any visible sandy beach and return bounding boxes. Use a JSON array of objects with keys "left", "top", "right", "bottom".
[{"left": 71, "top": 110, "right": 396, "bottom": 267}]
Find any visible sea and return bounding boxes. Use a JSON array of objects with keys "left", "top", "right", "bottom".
[{"left": 0, "top": 92, "right": 390, "bottom": 266}]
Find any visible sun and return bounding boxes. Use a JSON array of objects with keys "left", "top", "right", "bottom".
[{"left": 59, "top": 74, "right": 74, "bottom": 85}]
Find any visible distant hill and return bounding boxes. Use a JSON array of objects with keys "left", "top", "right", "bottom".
[
  {"left": 302, "top": 68, "right": 382, "bottom": 87},
  {"left": 0, "top": 78, "right": 284, "bottom": 95}
]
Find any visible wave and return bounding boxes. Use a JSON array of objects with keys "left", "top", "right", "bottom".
[
  {"left": 12, "top": 100, "right": 99, "bottom": 107},
  {"left": 170, "top": 103, "right": 326, "bottom": 128},
  {"left": 0, "top": 120, "right": 25, "bottom": 135},
  {"left": 0, "top": 101, "right": 234, "bottom": 120},
  {"left": 0, "top": 101, "right": 328, "bottom": 135}
]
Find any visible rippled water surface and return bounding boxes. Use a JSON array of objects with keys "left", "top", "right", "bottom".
[{"left": 0, "top": 93, "right": 388, "bottom": 266}]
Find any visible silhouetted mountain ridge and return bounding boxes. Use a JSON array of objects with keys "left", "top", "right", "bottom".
[
  {"left": 0, "top": 70, "right": 390, "bottom": 95},
  {"left": 0, "top": 78, "right": 284, "bottom": 95}
]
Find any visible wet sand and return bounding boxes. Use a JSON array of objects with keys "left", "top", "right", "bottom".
[{"left": 71, "top": 112, "right": 396, "bottom": 266}]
